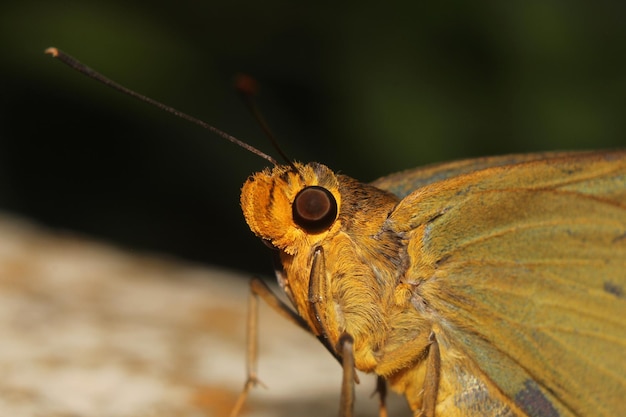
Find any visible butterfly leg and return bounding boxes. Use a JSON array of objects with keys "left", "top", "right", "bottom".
[
  {"left": 338, "top": 332, "right": 356, "bottom": 417},
  {"left": 372, "top": 376, "right": 388, "bottom": 417},
  {"left": 229, "top": 277, "right": 311, "bottom": 417},
  {"left": 417, "top": 331, "right": 441, "bottom": 417},
  {"left": 308, "top": 247, "right": 352, "bottom": 366}
]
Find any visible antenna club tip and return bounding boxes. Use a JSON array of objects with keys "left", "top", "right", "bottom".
[
  {"left": 45, "top": 47, "right": 59, "bottom": 57},
  {"left": 234, "top": 73, "right": 259, "bottom": 96}
]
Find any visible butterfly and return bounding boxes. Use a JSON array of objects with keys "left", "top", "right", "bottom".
[{"left": 238, "top": 151, "right": 626, "bottom": 417}]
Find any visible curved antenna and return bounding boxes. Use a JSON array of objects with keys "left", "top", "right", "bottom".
[
  {"left": 45, "top": 47, "right": 278, "bottom": 166},
  {"left": 234, "top": 74, "right": 297, "bottom": 171}
]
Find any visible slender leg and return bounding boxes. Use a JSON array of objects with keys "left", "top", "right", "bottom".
[
  {"left": 229, "top": 281, "right": 261, "bottom": 417},
  {"left": 308, "top": 247, "right": 329, "bottom": 338},
  {"left": 373, "top": 376, "right": 388, "bottom": 417},
  {"left": 418, "top": 331, "right": 441, "bottom": 417},
  {"left": 307, "top": 247, "right": 349, "bottom": 368},
  {"left": 229, "top": 278, "right": 311, "bottom": 417},
  {"left": 338, "top": 333, "right": 355, "bottom": 417},
  {"left": 251, "top": 277, "right": 312, "bottom": 331}
]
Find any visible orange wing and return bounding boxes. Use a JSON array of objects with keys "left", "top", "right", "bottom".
[{"left": 384, "top": 151, "right": 626, "bottom": 416}]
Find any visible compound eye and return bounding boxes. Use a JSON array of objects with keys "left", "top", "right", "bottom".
[{"left": 292, "top": 186, "right": 338, "bottom": 232}]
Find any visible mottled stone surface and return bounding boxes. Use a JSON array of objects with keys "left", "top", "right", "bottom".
[{"left": 0, "top": 214, "right": 409, "bottom": 417}]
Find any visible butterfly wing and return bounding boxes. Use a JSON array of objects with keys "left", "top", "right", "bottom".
[
  {"left": 384, "top": 151, "right": 626, "bottom": 416},
  {"left": 372, "top": 152, "right": 578, "bottom": 199}
]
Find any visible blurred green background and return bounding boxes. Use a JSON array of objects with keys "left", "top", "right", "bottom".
[{"left": 1, "top": 1, "right": 625, "bottom": 276}]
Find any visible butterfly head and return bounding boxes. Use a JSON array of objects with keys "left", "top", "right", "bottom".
[{"left": 240, "top": 162, "right": 342, "bottom": 255}]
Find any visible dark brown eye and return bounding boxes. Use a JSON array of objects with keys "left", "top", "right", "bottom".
[{"left": 292, "top": 186, "right": 338, "bottom": 232}]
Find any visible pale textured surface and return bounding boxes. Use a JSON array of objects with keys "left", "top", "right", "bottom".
[{"left": 0, "top": 214, "right": 409, "bottom": 417}]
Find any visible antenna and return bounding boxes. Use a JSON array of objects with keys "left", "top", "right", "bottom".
[
  {"left": 45, "top": 47, "right": 278, "bottom": 166},
  {"left": 234, "top": 74, "right": 297, "bottom": 170}
]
